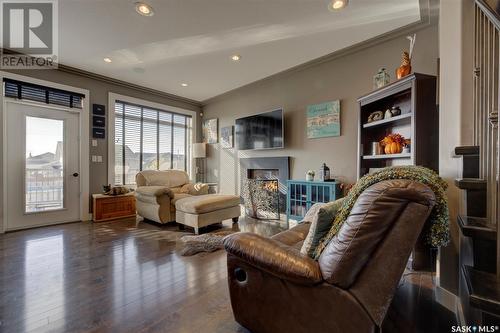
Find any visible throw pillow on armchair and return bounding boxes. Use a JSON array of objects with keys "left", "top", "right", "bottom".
[{"left": 300, "top": 198, "right": 345, "bottom": 258}]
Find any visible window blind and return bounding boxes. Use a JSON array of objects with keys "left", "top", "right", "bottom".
[
  {"left": 114, "top": 101, "right": 192, "bottom": 185},
  {"left": 3, "top": 78, "right": 84, "bottom": 109}
]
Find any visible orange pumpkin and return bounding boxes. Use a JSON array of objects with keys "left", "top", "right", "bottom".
[{"left": 384, "top": 142, "right": 403, "bottom": 154}]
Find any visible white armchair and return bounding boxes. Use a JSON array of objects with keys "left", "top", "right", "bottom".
[{"left": 135, "top": 170, "right": 208, "bottom": 223}]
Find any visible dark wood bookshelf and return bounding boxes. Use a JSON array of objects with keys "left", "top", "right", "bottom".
[
  {"left": 357, "top": 73, "right": 438, "bottom": 179},
  {"left": 357, "top": 73, "right": 439, "bottom": 272}
]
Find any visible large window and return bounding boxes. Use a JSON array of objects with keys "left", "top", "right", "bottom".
[{"left": 114, "top": 101, "right": 192, "bottom": 185}]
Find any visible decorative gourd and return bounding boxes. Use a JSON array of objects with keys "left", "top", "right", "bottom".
[
  {"left": 385, "top": 142, "right": 403, "bottom": 154},
  {"left": 380, "top": 133, "right": 406, "bottom": 155}
]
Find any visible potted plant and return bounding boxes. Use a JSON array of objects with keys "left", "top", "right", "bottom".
[{"left": 306, "top": 170, "right": 315, "bottom": 181}]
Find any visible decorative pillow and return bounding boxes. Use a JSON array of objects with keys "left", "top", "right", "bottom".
[
  {"left": 300, "top": 198, "right": 345, "bottom": 258},
  {"left": 179, "top": 183, "right": 209, "bottom": 195},
  {"left": 301, "top": 202, "right": 326, "bottom": 224}
]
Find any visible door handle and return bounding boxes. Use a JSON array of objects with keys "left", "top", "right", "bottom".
[{"left": 72, "top": 173, "right": 79, "bottom": 177}]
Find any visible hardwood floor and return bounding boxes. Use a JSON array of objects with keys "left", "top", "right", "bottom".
[{"left": 0, "top": 217, "right": 456, "bottom": 333}]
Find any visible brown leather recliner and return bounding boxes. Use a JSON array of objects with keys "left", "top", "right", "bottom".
[{"left": 224, "top": 180, "right": 436, "bottom": 333}]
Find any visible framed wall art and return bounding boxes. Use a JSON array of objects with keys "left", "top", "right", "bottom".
[
  {"left": 202, "top": 118, "right": 218, "bottom": 144},
  {"left": 306, "top": 100, "right": 341, "bottom": 139},
  {"left": 220, "top": 126, "right": 234, "bottom": 148}
]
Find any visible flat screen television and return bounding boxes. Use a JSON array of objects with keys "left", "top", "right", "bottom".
[{"left": 235, "top": 109, "right": 284, "bottom": 150}]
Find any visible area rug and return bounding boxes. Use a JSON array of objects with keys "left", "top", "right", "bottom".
[{"left": 178, "top": 230, "right": 237, "bottom": 256}]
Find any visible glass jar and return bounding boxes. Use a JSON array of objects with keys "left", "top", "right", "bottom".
[{"left": 373, "top": 68, "right": 390, "bottom": 89}]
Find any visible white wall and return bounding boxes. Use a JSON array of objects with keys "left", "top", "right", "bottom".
[{"left": 438, "top": 0, "right": 475, "bottom": 295}]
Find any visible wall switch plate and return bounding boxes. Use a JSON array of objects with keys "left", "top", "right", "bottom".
[
  {"left": 92, "top": 139, "right": 98, "bottom": 147},
  {"left": 91, "top": 155, "right": 97, "bottom": 162},
  {"left": 97, "top": 156, "right": 103, "bottom": 163}
]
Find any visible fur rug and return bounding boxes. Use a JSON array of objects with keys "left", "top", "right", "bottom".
[{"left": 178, "top": 230, "right": 237, "bottom": 256}]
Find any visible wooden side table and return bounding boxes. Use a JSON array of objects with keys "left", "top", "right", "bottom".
[{"left": 92, "top": 192, "right": 136, "bottom": 222}]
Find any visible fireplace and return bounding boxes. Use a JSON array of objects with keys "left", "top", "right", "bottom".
[
  {"left": 239, "top": 157, "right": 290, "bottom": 219},
  {"left": 247, "top": 168, "right": 279, "bottom": 180}
]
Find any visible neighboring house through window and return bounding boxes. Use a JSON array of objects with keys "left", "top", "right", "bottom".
[{"left": 114, "top": 101, "right": 192, "bottom": 185}]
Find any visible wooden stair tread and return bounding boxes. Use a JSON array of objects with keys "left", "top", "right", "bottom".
[
  {"left": 463, "top": 265, "right": 500, "bottom": 315},
  {"left": 458, "top": 215, "right": 497, "bottom": 241},
  {"left": 455, "top": 146, "right": 480, "bottom": 156},
  {"left": 455, "top": 178, "right": 487, "bottom": 190}
]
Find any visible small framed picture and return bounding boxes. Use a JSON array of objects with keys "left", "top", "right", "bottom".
[
  {"left": 202, "top": 118, "right": 218, "bottom": 144},
  {"left": 93, "top": 128, "right": 105, "bottom": 139},
  {"left": 221, "top": 126, "right": 234, "bottom": 148},
  {"left": 92, "top": 104, "right": 105, "bottom": 115},
  {"left": 93, "top": 116, "right": 105, "bottom": 127}
]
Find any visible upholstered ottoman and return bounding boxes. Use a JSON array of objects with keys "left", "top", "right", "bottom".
[{"left": 175, "top": 194, "right": 241, "bottom": 234}]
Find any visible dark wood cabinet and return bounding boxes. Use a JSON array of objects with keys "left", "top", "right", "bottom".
[{"left": 357, "top": 73, "right": 438, "bottom": 178}]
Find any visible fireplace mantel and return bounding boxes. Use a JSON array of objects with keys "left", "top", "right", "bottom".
[{"left": 239, "top": 157, "right": 290, "bottom": 187}]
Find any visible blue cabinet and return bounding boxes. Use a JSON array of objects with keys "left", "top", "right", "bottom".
[{"left": 286, "top": 180, "right": 342, "bottom": 223}]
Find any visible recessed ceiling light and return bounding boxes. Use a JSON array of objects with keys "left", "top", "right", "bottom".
[
  {"left": 328, "top": 0, "right": 348, "bottom": 11},
  {"left": 181, "top": 83, "right": 188, "bottom": 87},
  {"left": 231, "top": 54, "right": 241, "bottom": 61},
  {"left": 135, "top": 2, "right": 154, "bottom": 16},
  {"left": 103, "top": 57, "right": 112, "bottom": 63}
]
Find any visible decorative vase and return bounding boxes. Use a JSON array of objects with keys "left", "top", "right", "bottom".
[
  {"left": 396, "top": 51, "right": 412, "bottom": 79},
  {"left": 390, "top": 106, "right": 401, "bottom": 116},
  {"left": 384, "top": 109, "right": 393, "bottom": 119},
  {"left": 371, "top": 142, "right": 382, "bottom": 155},
  {"left": 306, "top": 174, "right": 314, "bottom": 181},
  {"left": 373, "top": 68, "right": 390, "bottom": 89}
]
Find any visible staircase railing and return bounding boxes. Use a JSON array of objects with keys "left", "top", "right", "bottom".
[{"left": 474, "top": 0, "right": 500, "bottom": 277}]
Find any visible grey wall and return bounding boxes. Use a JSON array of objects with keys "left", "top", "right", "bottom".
[
  {"left": 3, "top": 68, "right": 202, "bottom": 198},
  {"left": 202, "top": 24, "right": 439, "bottom": 196}
]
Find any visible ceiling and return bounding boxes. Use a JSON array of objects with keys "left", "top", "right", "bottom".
[{"left": 58, "top": 0, "right": 422, "bottom": 102}]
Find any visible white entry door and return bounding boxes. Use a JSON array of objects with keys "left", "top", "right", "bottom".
[{"left": 5, "top": 101, "right": 81, "bottom": 230}]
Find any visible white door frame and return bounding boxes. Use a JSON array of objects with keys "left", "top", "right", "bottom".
[
  {"left": 0, "top": 71, "right": 90, "bottom": 233},
  {"left": 107, "top": 92, "right": 197, "bottom": 185}
]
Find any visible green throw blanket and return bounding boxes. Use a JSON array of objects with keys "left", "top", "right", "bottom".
[{"left": 313, "top": 166, "right": 449, "bottom": 260}]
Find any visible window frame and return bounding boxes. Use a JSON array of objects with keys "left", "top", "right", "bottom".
[{"left": 108, "top": 93, "right": 197, "bottom": 186}]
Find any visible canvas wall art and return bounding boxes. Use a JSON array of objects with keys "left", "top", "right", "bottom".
[
  {"left": 202, "top": 118, "right": 218, "bottom": 144},
  {"left": 221, "top": 126, "right": 234, "bottom": 148},
  {"left": 306, "top": 100, "right": 341, "bottom": 139}
]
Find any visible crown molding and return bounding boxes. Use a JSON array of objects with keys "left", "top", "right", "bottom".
[
  {"left": 56, "top": 64, "right": 203, "bottom": 108},
  {"left": 202, "top": 0, "right": 437, "bottom": 106}
]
